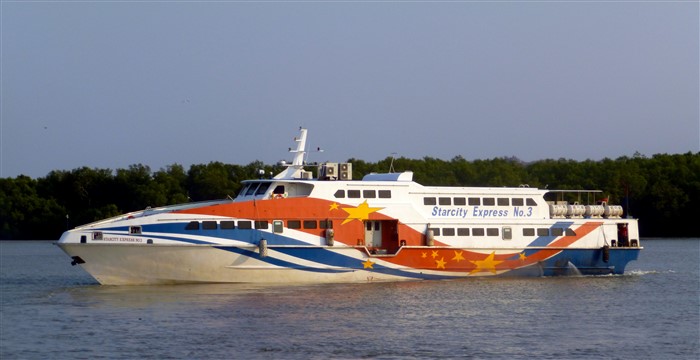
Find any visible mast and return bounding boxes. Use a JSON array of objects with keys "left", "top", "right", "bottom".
[{"left": 274, "top": 128, "right": 308, "bottom": 179}]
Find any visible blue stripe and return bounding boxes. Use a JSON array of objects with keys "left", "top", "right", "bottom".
[
  {"left": 525, "top": 221, "right": 574, "bottom": 247},
  {"left": 214, "top": 246, "right": 455, "bottom": 280},
  {"left": 214, "top": 246, "right": 352, "bottom": 273}
]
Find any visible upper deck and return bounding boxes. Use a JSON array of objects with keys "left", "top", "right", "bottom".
[{"left": 235, "top": 165, "right": 625, "bottom": 224}]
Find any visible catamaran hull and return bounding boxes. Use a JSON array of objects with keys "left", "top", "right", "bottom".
[{"left": 57, "top": 243, "right": 641, "bottom": 285}]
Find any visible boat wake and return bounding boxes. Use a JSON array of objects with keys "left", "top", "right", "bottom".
[{"left": 625, "top": 269, "right": 674, "bottom": 276}]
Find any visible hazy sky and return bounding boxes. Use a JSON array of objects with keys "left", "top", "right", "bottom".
[{"left": 2, "top": 1, "right": 698, "bottom": 178}]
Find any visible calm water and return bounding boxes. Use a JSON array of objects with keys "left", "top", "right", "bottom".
[{"left": 1, "top": 240, "right": 698, "bottom": 360}]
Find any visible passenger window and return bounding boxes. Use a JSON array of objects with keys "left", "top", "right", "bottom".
[
  {"left": 363, "top": 190, "right": 376, "bottom": 198},
  {"left": 523, "top": 228, "right": 535, "bottom": 236},
  {"left": 348, "top": 190, "right": 361, "bottom": 198},
  {"left": 303, "top": 220, "right": 317, "bottom": 229},
  {"left": 220, "top": 221, "right": 235, "bottom": 229},
  {"left": 255, "top": 221, "right": 268, "bottom": 230},
  {"left": 442, "top": 228, "right": 455, "bottom": 236},
  {"left": 288, "top": 220, "right": 301, "bottom": 229},
  {"left": 378, "top": 190, "right": 391, "bottom": 199},
  {"left": 334, "top": 190, "right": 346, "bottom": 198},
  {"left": 486, "top": 228, "right": 499, "bottom": 236},
  {"left": 537, "top": 228, "right": 549, "bottom": 236},
  {"left": 468, "top": 198, "right": 480, "bottom": 206},
  {"left": 439, "top": 197, "right": 451, "bottom": 205},
  {"left": 202, "top": 221, "right": 217, "bottom": 230},
  {"left": 526, "top": 198, "right": 537, "bottom": 206},
  {"left": 565, "top": 228, "right": 576, "bottom": 236},
  {"left": 472, "top": 228, "right": 485, "bottom": 236},
  {"left": 273, "top": 185, "right": 285, "bottom": 195},
  {"left": 429, "top": 228, "right": 440, "bottom": 236},
  {"left": 457, "top": 228, "right": 470, "bottom": 236},
  {"left": 512, "top": 198, "right": 524, "bottom": 206},
  {"left": 238, "top": 221, "right": 252, "bottom": 229},
  {"left": 185, "top": 221, "right": 199, "bottom": 230},
  {"left": 483, "top": 198, "right": 495, "bottom": 206},
  {"left": 320, "top": 220, "right": 333, "bottom": 229},
  {"left": 454, "top": 197, "right": 466, "bottom": 206},
  {"left": 551, "top": 228, "right": 564, "bottom": 236},
  {"left": 424, "top": 197, "right": 436, "bottom": 205},
  {"left": 497, "top": 198, "right": 509, "bottom": 206}
]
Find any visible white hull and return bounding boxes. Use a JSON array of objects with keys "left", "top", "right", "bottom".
[{"left": 58, "top": 243, "right": 413, "bottom": 285}]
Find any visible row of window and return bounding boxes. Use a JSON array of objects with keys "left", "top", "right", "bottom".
[
  {"left": 131, "top": 222, "right": 572, "bottom": 238},
  {"left": 430, "top": 227, "right": 576, "bottom": 237},
  {"left": 334, "top": 189, "right": 392, "bottom": 199},
  {"left": 239, "top": 183, "right": 287, "bottom": 197},
  {"left": 424, "top": 196, "right": 537, "bottom": 207},
  {"left": 184, "top": 219, "right": 333, "bottom": 231}
]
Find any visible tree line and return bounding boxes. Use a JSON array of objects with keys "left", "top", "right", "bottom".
[{"left": 1, "top": 152, "right": 698, "bottom": 239}]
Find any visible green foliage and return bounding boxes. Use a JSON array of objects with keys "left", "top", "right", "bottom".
[
  {"left": 1, "top": 176, "right": 65, "bottom": 239},
  {"left": 1, "top": 152, "right": 698, "bottom": 239}
]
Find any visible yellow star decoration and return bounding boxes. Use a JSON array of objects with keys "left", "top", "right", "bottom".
[
  {"left": 421, "top": 252, "right": 428, "bottom": 259},
  {"left": 435, "top": 257, "right": 447, "bottom": 269},
  {"left": 431, "top": 250, "right": 439, "bottom": 259},
  {"left": 329, "top": 202, "right": 339, "bottom": 211},
  {"left": 519, "top": 252, "right": 527, "bottom": 261},
  {"left": 341, "top": 200, "right": 383, "bottom": 225},
  {"left": 452, "top": 251, "right": 465, "bottom": 262},
  {"left": 469, "top": 252, "right": 503, "bottom": 274},
  {"left": 362, "top": 259, "right": 374, "bottom": 269}
]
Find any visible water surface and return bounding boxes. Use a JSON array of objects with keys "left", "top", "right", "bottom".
[{"left": 1, "top": 239, "right": 698, "bottom": 359}]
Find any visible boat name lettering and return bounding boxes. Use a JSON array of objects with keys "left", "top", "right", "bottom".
[
  {"left": 512, "top": 206, "right": 533, "bottom": 217},
  {"left": 472, "top": 206, "right": 509, "bottom": 218},
  {"left": 95, "top": 237, "right": 143, "bottom": 243},
  {"left": 432, "top": 206, "right": 470, "bottom": 218},
  {"left": 432, "top": 206, "right": 534, "bottom": 218}
]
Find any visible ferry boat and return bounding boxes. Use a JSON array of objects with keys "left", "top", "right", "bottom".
[{"left": 57, "top": 128, "right": 641, "bottom": 285}]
